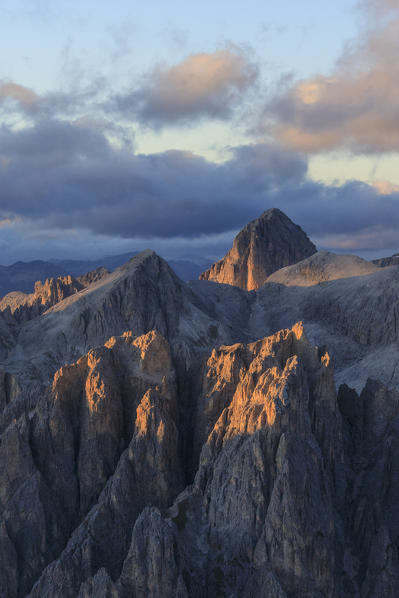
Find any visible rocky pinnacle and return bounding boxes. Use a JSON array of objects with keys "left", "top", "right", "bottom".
[{"left": 199, "top": 208, "right": 317, "bottom": 290}]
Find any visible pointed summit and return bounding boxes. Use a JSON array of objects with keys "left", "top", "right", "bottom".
[{"left": 199, "top": 208, "right": 317, "bottom": 290}]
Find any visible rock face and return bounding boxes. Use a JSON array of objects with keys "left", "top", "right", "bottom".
[
  {"left": 176, "top": 323, "right": 343, "bottom": 598},
  {"left": 0, "top": 322, "right": 393, "bottom": 597},
  {"left": 373, "top": 253, "right": 399, "bottom": 267},
  {"left": 77, "top": 266, "right": 110, "bottom": 287},
  {"left": 0, "top": 261, "right": 68, "bottom": 297},
  {"left": 0, "top": 329, "right": 182, "bottom": 597},
  {"left": 199, "top": 208, "right": 316, "bottom": 290},
  {"left": 267, "top": 250, "right": 379, "bottom": 286},
  {"left": 1, "top": 251, "right": 230, "bottom": 391},
  {"left": 2, "top": 231, "right": 399, "bottom": 595},
  {"left": 0, "top": 267, "right": 111, "bottom": 324},
  {"left": 0, "top": 256, "right": 212, "bottom": 299},
  {"left": 0, "top": 275, "right": 84, "bottom": 323}
]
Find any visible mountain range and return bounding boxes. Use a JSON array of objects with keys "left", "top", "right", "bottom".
[
  {"left": 0, "top": 255, "right": 213, "bottom": 298},
  {"left": 1, "top": 208, "right": 399, "bottom": 597}
]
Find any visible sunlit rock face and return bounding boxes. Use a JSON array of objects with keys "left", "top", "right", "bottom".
[
  {"left": 0, "top": 275, "right": 84, "bottom": 323},
  {"left": 0, "top": 329, "right": 183, "bottom": 598},
  {"left": 199, "top": 208, "right": 316, "bottom": 290},
  {"left": 266, "top": 250, "right": 379, "bottom": 286},
  {"left": 20, "top": 322, "right": 399, "bottom": 598},
  {"left": 2, "top": 213, "right": 399, "bottom": 596},
  {"left": 181, "top": 323, "right": 343, "bottom": 598},
  {"left": 0, "top": 268, "right": 109, "bottom": 326}
]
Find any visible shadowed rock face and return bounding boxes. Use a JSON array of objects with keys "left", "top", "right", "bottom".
[
  {"left": 1, "top": 242, "right": 399, "bottom": 596},
  {"left": 373, "top": 253, "right": 399, "bottom": 268},
  {"left": 77, "top": 267, "right": 110, "bottom": 287},
  {"left": 0, "top": 329, "right": 183, "bottom": 598},
  {"left": 199, "top": 208, "right": 317, "bottom": 290},
  {"left": 9, "top": 323, "right": 397, "bottom": 598}
]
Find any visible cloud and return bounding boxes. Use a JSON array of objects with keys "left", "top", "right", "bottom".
[
  {"left": 371, "top": 179, "right": 399, "bottom": 195},
  {"left": 263, "top": 3, "right": 399, "bottom": 153},
  {"left": 359, "top": 0, "right": 399, "bottom": 17},
  {"left": 0, "top": 47, "right": 257, "bottom": 131},
  {"left": 0, "top": 76, "right": 108, "bottom": 126},
  {"left": 0, "top": 119, "right": 305, "bottom": 238},
  {"left": 0, "top": 81, "right": 40, "bottom": 111},
  {"left": 114, "top": 47, "right": 258, "bottom": 127},
  {"left": 1, "top": 118, "right": 399, "bottom": 261},
  {"left": 312, "top": 225, "right": 399, "bottom": 252}
]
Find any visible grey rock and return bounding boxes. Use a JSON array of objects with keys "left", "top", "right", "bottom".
[
  {"left": 267, "top": 250, "right": 379, "bottom": 286},
  {"left": 372, "top": 253, "right": 399, "bottom": 268},
  {"left": 0, "top": 275, "right": 84, "bottom": 324},
  {"left": 117, "top": 507, "right": 181, "bottom": 598},
  {"left": 199, "top": 208, "right": 316, "bottom": 290},
  {"left": 0, "top": 230, "right": 399, "bottom": 596},
  {"left": 77, "top": 267, "right": 110, "bottom": 287}
]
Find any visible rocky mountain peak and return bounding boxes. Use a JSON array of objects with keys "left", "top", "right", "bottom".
[
  {"left": 0, "top": 274, "right": 84, "bottom": 324},
  {"left": 3, "top": 214, "right": 399, "bottom": 596},
  {"left": 199, "top": 208, "right": 317, "bottom": 290}
]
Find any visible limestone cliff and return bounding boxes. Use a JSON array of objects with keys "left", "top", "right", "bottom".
[
  {"left": 0, "top": 329, "right": 182, "bottom": 597},
  {"left": 199, "top": 208, "right": 316, "bottom": 290},
  {"left": 0, "top": 240, "right": 399, "bottom": 596},
  {"left": 0, "top": 275, "right": 84, "bottom": 323},
  {"left": 77, "top": 266, "right": 110, "bottom": 287},
  {"left": 0, "top": 267, "right": 109, "bottom": 325},
  {"left": 14, "top": 323, "right": 399, "bottom": 597}
]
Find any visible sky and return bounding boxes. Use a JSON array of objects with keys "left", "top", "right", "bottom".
[{"left": 1, "top": 0, "right": 399, "bottom": 264}]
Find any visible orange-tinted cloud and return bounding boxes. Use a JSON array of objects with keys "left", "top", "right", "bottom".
[
  {"left": 264, "top": 6, "right": 399, "bottom": 153},
  {"left": 115, "top": 47, "right": 258, "bottom": 127},
  {"left": 0, "top": 82, "right": 39, "bottom": 110},
  {"left": 370, "top": 179, "right": 399, "bottom": 195}
]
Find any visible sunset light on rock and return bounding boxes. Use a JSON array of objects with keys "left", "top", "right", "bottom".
[{"left": 1, "top": 1, "right": 399, "bottom": 596}]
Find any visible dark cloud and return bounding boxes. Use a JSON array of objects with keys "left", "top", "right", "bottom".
[
  {"left": 1, "top": 118, "right": 399, "bottom": 260},
  {"left": 114, "top": 47, "right": 259, "bottom": 127}
]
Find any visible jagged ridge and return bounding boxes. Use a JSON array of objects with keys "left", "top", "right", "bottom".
[
  {"left": 0, "top": 213, "right": 399, "bottom": 596},
  {"left": 0, "top": 324, "right": 392, "bottom": 597}
]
